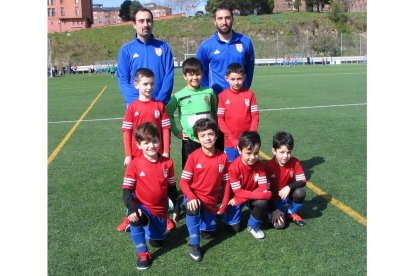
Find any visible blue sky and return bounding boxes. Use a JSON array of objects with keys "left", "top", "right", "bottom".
[{"left": 94, "top": 0, "right": 206, "bottom": 15}]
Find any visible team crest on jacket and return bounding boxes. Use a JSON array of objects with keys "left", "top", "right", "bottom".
[
  {"left": 134, "top": 111, "right": 139, "bottom": 117},
  {"left": 204, "top": 95, "right": 210, "bottom": 104},
  {"left": 244, "top": 99, "right": 250, "bottom": 107},
  {"left": 154, "top": 110, "right": 160, "bottom": 119},
  {"left": 219, "top": 164, "right": 224, "bottom": 173},
  {"left": 236, "top": 43, "right": 243, "bottom": 53},
  {"left": 163, "top": 169, "right": 168, "bottom": 178},
  {"left": 290, "top": 170, "right": 294, "bottom": 178},
  {"left": 254, "top": 173, "right": 259, "bottom": 182},
  {"left": 155, "top": 48, "right": 162, "bottom": 56}
]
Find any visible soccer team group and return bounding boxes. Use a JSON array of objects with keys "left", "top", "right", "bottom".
[{"left": 115, "top": 6, "right": 308, "bottom": 270}]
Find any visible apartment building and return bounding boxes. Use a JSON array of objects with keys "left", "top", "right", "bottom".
[
  {"left": 47, "top": 0, "right": 93, "bottom": 33},
  {"left": 92, "top": 4, "right": 122, "bottom": 27},
  {"left": 144, "top": 2, "right": 172, "bottom": 17}
]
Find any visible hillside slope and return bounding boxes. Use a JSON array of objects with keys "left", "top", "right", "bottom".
[{"left": 49, "top": 12, "right": 366, "bottom": 67}]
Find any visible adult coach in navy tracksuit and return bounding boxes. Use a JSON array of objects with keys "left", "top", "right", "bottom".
[
  {"left": 196, "top": 5, "right": 255, "bottom": 150},
  {"left": 117, "top": 7, "right": 174, "bottom": 106},
  {"left": 196, "top": 5, "right": 255, "bottom": 96}
]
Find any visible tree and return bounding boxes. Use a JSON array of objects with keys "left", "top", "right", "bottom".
[
  {"left": 293, "top": 0, "right": 301, "bottom": 12},
  {"left": 328, "top": 0, "right": 347, "bottom": 24},
  {"left": 119, "top": 0, "right": 132, "bottom": 21},
  {"left": 119, "top": 0, "right": 142, "bottom": 22}
]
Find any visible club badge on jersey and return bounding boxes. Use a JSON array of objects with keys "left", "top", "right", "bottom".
[
  {"left": 155, "top": 48, "right": 162, "bottom": 56},
  {"left": 236, "top": 43, "right": 243, "bottom": 53},
  {"left": 154, "top": 110, "right": 160, "bottom": 119},
  {"left": 163, "top": 169, "right": 168, "bottom": 178},
  {"left": 244, "top": 99, "right": 250, "bottom": 107},
  {"left": 219, "top": 164, "right": 224, "bottom": 173}
]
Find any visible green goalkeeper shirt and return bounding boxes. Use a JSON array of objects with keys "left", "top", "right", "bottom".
[{"left": 166, "top": 85, "right": 217, "bottom": 142}]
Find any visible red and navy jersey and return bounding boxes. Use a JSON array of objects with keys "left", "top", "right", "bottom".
[
  {"left": 180, "top": 148, "right": 230, "bottom": 213},
  {"left": 122, "top": 155, "right": 175, "bottom": 218},
  {"left": 264, "top": 157, "right": 306, "bottom": 201},
  {"left": 217, "top": 87, "right": 259, "bottom": 148},
  {"left": 228, "top": 156, "right": 268, "bottom": 205},
  {"left": 122, "top": 99, "right": 170, "bottom": 157}
]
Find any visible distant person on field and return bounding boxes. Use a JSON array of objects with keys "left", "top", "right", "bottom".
[
  {"left": 121, "top": 122, "right": 179, "bottom": 270},
  {"left": 117, "top": 7, "right": 174, "bottom": 107},
  {"left": 179, "top": 118, "right": 230, "bottom": 262},
  {"left": 221, "top": 131, "right": 272, "bottom": 239},
  {"left": 166, "top": 57, "right": 217, "bottom": 169},
  {"left": 117, "top": 68, "right": 176, "bottom": 232},
  {"left": 217, "top": 63, "right": 259, "bottom": 162},
  {"left": 264, "top": 131, "right": 307, "bottom": 229}
]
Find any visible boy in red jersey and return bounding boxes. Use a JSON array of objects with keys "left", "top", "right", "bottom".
[
  {"left": 217, "top": 63, "right": 259, "bottom": 162},
  {"left": 264, "top": 131, "right": 307, "bottom": 229},
  {"left": 117, "top": 68, "right": 175, "bottom": 232},
  {"left": 221, "top": 131, "right": 272, "bottom": 239},
  {"left": 122, "top": 122, "right": 179, "bottom": 270},
  {"left": 180, "top": 118, "right": 230, "bottom": 262}
]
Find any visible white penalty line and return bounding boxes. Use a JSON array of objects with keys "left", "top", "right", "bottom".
[{"left": 48, "top": 103, "right": 367, "bottom": 124}]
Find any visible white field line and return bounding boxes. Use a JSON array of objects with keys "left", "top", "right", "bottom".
[
  {"left": 257, "top": 72, "right": 367, "bottom": 78},
  {"left": 48, "top": 102, "right": 367, "bottom": 124}
]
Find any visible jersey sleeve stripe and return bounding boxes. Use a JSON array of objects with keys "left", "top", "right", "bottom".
[
  {"left": 296, "top": 174, "right": 306, "bottom": 181},
  {"left": 230, "top": 181, "right": 241, "bottom": 190}
]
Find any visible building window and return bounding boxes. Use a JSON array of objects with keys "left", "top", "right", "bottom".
[
  {"left": 60, "top": 0, "right": 64, "bottom": 3},
  {"left": 75, "top": 7, "right": 80, "bottom": 16},
  {"left": 60, "top": 7, "right": 65, "bottom": 16},
  {"left": 75, "top": 0, "right": 79, "bottom": 3},
  {"left": 48, "top": 8, "right": 56, "bottom": 16},
  {"left": 51, "top": 0, "right": 56, "bottom": 4}
]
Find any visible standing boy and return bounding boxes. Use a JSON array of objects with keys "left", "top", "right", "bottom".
[
  {"left": 217, "top": 63, "right": 259, "bottom": 162},
  {"left": 117, "top": 68, "right": 174, "bottom": 232},
  {"left": 264, "top": 131, "right": 307, "bottom": 229},
  {"left": 179, "top": 118, "right": 230, "bottom": 262},
  {"left": 166, "top": 57, "right": 217, "bottom": 169},
  {"left": 122, "top": 122, "right": 179, "bottom": 270},
  {"left": 222, "top": 131, "right": 272, "bottom": 239}
]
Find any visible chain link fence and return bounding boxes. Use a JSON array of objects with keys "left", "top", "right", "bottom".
[{"left": 158, "top": 32, "right": 367, "bottom": 62}]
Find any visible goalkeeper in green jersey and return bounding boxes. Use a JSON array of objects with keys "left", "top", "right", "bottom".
[{"left": 166, "top": 57, "right": 218, "bottom": 168}]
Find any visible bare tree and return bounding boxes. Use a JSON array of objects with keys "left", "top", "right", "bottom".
[{"left": 166, "top": 0, "right": 205, "bottom": 14}]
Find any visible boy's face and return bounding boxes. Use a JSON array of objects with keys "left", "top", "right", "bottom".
[
  {"left": 134, "top": 76, "right": 154, "bottom": 99},
  {"left": 197, "top": 129, "right": 217, "bottom": 151},
  {"left": 137, "top": 137, "right": 160, "bottom": 160},
  {"left": 225, "top": 72, "right": 245, "bottom": 92},
  {"left": 238, "top": 144, "right": 260, "bottom": 166},
  {"left": 272, "top": 145, "right": 292, "bottom": 166},
  {"left": 183, "top": 72, "right": 202, "bottom": 89}
]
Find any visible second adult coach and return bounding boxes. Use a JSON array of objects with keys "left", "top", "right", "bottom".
[
  {"left": 117, "top": 7, "right": 174, "bottom": 106},
  {"left": 196, "top": 5, "right": 255, "bottom": 95}
]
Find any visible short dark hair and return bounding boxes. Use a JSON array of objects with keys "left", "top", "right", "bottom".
[
  {"left": 226, "top": 63, "right": 245, "bottom": 76},
  {"left": 182, "top": 57, "right": 203, "bottom": 75},
  {"left": 134, "top": 68, "right": 154, "bottom": 83},
  {"left": 193, "top": 118, "right": 218, "bottom": 139},
  {"left": 272, "top": 131, "right": 294, "bottom": 150},
  {"left": 238, "top": 131, "right": 261, "bottom": 150},
  {"left": 213, "top": 5, "right": 233, "bottom": 18},
  {"left": 135, "top": 122, "right": 160, "bottom": 144},
  {"left": 131, "top": 7, "right": 154, "bottom": 22}
]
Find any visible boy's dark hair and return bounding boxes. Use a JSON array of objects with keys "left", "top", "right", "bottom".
[
  {"left": 135, "top": 122, "right": 160, "bottom": 144},
  {"left": 238, "top": 131, "right": 261, "bottom": 150},
  {"left": 131, "top": 7, "right": 154, "bottom": 22},
  {"left": 182, "top": 57, "right": 203, "bottom": 75},
  {"left": 213, "top": 5, "right": 233, "bottom": 18},
  {"left": 193, "top": 118, "right": 218, "bottom": 139},
  {"left": 226, "top": 63, "right": 245, "bottom": 76},
  {"left": 272, "top": 131, "right": 294, "bottom": 150},
  {"left": 134, "top": 68, "right": 154, "bottom": 82}
]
